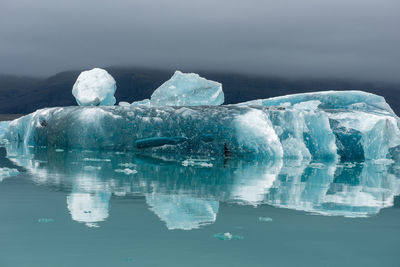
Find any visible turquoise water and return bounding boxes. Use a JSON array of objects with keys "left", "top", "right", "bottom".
[{"left": 0, "top": 145, "right": 399, "bottom": 266}]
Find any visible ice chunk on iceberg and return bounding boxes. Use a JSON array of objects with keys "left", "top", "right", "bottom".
[
  {"left": 72, "top": 68, "right": 116, "bottom": 106},
  {"left": 118, "top": 101, "right": 130, "bottom": 107},
  {"left": 131, "top": 99, "right": 150, "bottom": 107},
  {"left": 243, "top": 90, "right": 395, "bottom": 115},
  {"left": 150, "top": 71, "right": 224, "bottom": 106}
]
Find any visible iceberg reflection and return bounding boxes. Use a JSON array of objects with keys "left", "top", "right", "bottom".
[
  {"left": 67, "top": 192, "right": 110, "bottom": 228},
  {"left": 2, "top": 144, "right": 400, "bottom": 229}
]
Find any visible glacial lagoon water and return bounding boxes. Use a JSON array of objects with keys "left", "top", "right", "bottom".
[{"left": 0, "top": 145, "right": 399, "bottom": 266}]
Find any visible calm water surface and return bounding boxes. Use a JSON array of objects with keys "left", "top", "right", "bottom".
[{"left": 0, "top": 145, "right": 399, "bottom": 266}]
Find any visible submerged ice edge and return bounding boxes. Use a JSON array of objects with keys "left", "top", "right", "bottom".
[
  {"left": 4, "top": 92, "right": 400, "bottom": 161},
  {"left": 3, "top": 145, "right": 400, "bottom": 229}
]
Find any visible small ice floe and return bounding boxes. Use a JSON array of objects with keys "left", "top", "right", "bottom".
[
  {"left": 258, "top": 217, "right": 273, "bottom": 222},
  {"left": 0, "top": 167, "right": 19, "bottom": 181},
  {"left": 83, "top": 158, "right": 111, "bottom": 162},
  {"left": 38, "top": 218, "right": 54, "bottom": 223},
  {"left": 182, "top": 159, "right": 213, "bottom": 167},
  {"left": 55, "top": 148, "right": 64, "bottom": 152},
  {"left": 86, "top": 222, "right": 100, "bottom": 228},
  {"left": 115, "top": 168, "right": 138, "bottom": 175},
  {"left": 339, "top": 162, "right": 357, "bottom": 168},
  {"left": 118, "top": 163, "right": 136, "bottom": 168},
  {"left": 308, "top": 162, "right": 326, "bottom": 169},
  {"left": 111, "top": 151, "right": 126, "bottom": 155},
  {"left": 214, "top": 232, "right": 243, "bottom": 240},
  {"left": 84, "top": 165, "right": 102, "bottom": 171},
  {"left": 372, "top": 158, "right": 395, "bottom": 165}
]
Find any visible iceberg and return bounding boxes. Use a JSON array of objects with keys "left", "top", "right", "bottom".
[
  {"left": 72, "top": 68, "right": 116, "bottom": 106},
  {"left": 150, "top": 71, "right": 224, "bottom": 106},
  {"left": 4, "top": 90, "right": 400, "bottom": 161}
]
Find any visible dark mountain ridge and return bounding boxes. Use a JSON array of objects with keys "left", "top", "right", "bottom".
[{"left": 1, "top": 67, "right": 399, "bottom": 115}]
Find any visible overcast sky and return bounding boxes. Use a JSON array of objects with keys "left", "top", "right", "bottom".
[{"left": 1, "top": 0, "right": 399, "bottom": 82}]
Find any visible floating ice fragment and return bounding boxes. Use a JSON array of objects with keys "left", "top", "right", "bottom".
[
  {"left": 258, "top": 217, "right": 273, "bottom": 222},
  {"left": 215, "top": 232, "right": 232, "bottom": 240},
  {"left": 372, "top": 158, "right": 395, "bottom": 165},
  {"left": 118, "top": 163, "right": 136, "bottom": 168},
  {"left": 83, "top": 166, "right": 102, "bottom": 171},
  {"left": 114, "top": 168, "right": 137, "bottom": 175},
  {"left": 38, "top": 218, "right": 54, "bottom": 223},
  {"left": 214, "top": 232, "right": 243, "bottom": 240},
  {"left": 72, "top": 68, "right": 116, "bottom": 106},
  {"left": 308, "top": 163, "right": 326, "bottom": 169},
  {"left": 340, "top": 162, "right": 357, "bottom": 168},
  {"left": 83, "top": 158, "right": 111, "bottom": 162},
  {"left": 150, "top": 71, "right": 224, "bottom": 106},
  {"left": 182, "top": 159, "right": 213, "bottom": 167},
  {"left": 0, "top": 167, "right": 19, "bottom": 181},
  {"left": 86, "top": 223, "right": 100, "bottom": 228}
]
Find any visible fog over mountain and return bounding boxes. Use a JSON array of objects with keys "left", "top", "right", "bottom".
[
  {"left": 1, "top": 67, "right": 400, "bottom": 115},
  {"left": 1, "top": 0, "right": 399, "bottom": 82}
]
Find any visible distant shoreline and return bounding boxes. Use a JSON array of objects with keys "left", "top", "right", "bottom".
[{"left": 0, "top": 114, "right": 24, "bottom": 121}]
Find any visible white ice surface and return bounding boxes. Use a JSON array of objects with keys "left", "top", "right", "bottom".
[{"left": 72, "top": 68, "right": 116, "bottom": 106}]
